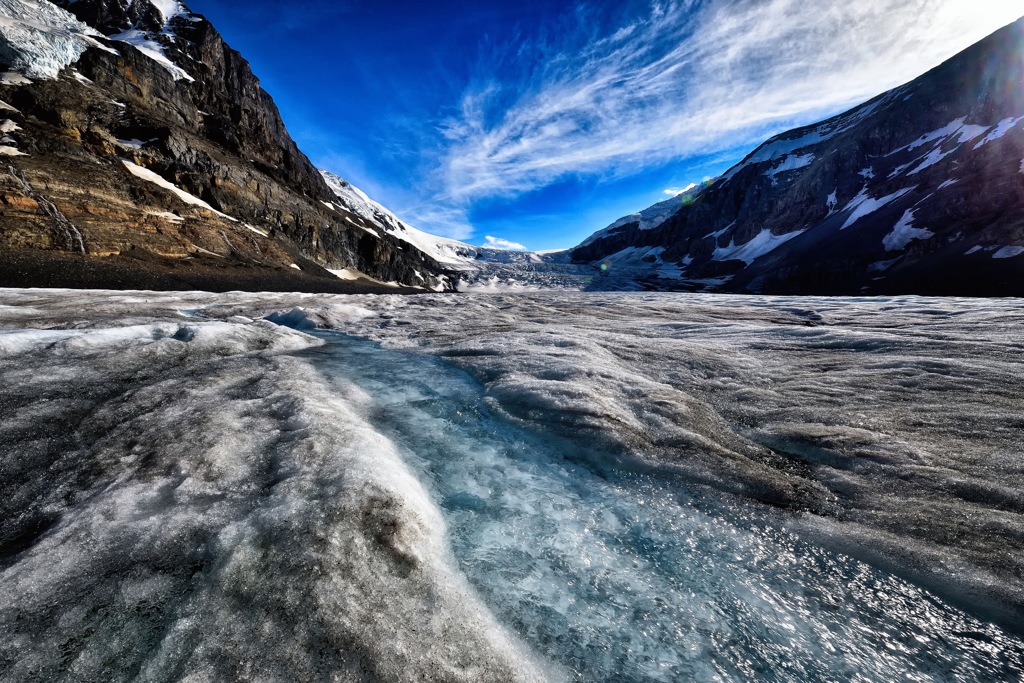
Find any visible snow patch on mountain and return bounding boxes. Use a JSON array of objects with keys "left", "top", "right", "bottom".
[
  {"left": 891, "top": 118, "right": 968, "bottom": 155},
  {"left": 840, "top": 186, "right": 914, "bottom": 230},
  {"left": 99, "top": 0, "right": 199, "bottom": 81},
  {"left": 992, "top": 246, "right": 1024, "bottom": 259},
  {"left": 0, "top": 0, "right": 109, "bottom": 80},
  {"left": 723, "top": 96, "right": 888, "bottom": 181},
  {"left": 108, "top": 27, "right": 192, "bottom": 81},
  {"left": 974, "top": 117, "right": 1024, "bottom": 148},
  {"left": 320, "top": 171, "right": 477, "bottom": 268},
  {"left": 883, "top": 209, "right": 933, "bottom": 251},
  {"left": 764, "top": 154, "right": 814, "bottom": 182},
  {"left": 149, "top": 0, "right": 187, "bottom": 25},
  {"left": 121, "top": 159, "right": 235, "bottom": 220},
  {"left": 826, "top": 190, "right": 838, "bottom": 215},
  {"left": 712, "top": 228, "right": 804, "bottom": 265},
  {"left": 580, "top": 185, "right": 699, "bottom": 246}
]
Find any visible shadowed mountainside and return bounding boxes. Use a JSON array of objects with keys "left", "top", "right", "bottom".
[{"left": 572, "top": 17, "right": 1024, "bottom": 296}]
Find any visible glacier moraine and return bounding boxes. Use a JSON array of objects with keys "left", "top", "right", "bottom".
[{"left": 0, "top": 289, "right": 1022, "bottom": 681}]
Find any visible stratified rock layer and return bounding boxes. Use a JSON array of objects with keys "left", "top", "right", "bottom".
[{"left": 0, "top": 0, "right": 454, "bottom": 292}]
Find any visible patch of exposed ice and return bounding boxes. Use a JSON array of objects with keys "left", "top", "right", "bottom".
[
  {"left": 456, "top": 276, "right": 544, "bottom": 293},
  {"left": 1, "top": 290, "right": 1024, "bottom": 679},
  {"left": 0, "top": 0, "right": 106, "bottom": 80}
]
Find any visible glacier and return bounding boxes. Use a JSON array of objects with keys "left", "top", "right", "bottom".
[{"left": 1, "top": 289, "right": 1023, "bottom": 681}]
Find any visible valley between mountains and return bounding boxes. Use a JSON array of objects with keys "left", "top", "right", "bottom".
[{"left": 1, "top": 2, "right": 1023, "bottom": 682}]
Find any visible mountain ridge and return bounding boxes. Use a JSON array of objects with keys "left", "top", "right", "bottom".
[
  {"left": 570, "top": 17, "right": 1024, "bottom": 296},
  {"left": 0, "top": 0, "right": 459, "bottom": 292}
]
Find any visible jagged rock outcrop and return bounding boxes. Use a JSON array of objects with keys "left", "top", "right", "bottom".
[
  {"left": 0, "top": 0, "right": 456, "bottom": 292},
  {"left": 572, "top": 17, "right": 1024, "bottom": 296}
]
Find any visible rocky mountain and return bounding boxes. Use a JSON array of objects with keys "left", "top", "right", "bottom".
[
  {"left": 0, "top": 0, "right": 458, "bottom": 292},
  {"left": 572, "top": 17, "right": 1024, "bottom": 296}
]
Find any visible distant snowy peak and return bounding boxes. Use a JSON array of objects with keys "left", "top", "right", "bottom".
[
  {"left": 0, "top": 0, "right": 111, "bottom": 80},
  {"left": 580, "top": 183, "right": 702, "bottom": 247},
  {"left": 319, "top": 171, "right": 477, "bottom": 268},
  {"left": 149, "top": 0, "right": 187, "bottom": 25}
]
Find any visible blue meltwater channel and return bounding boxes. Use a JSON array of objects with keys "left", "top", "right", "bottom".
[{"left": 298, "top": 332, "right": 1024, "bottom": 682}]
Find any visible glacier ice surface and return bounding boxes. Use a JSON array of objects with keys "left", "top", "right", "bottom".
[{"left": 1, "top": 289, "right": 1023, "bottom": 681}]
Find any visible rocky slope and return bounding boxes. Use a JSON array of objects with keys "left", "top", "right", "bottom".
[
  {"left": 0, "top": 0, "right": 456, "bottom": 292},
  {"left": 572, "top": 17, "right": 1024, "bottom": 296}
]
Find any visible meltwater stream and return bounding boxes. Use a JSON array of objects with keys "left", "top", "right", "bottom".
[{"left": 300, "top": 332, "right": 1024, "bottom": 682}]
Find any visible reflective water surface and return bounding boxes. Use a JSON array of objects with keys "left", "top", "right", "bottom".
[{"left": 305, "top": 332, "right": 1024, "bottom": 682}]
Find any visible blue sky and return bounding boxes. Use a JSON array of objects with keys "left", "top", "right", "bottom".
[{"left": 188, "top": 0, "right": 1022, "bottom": 251}]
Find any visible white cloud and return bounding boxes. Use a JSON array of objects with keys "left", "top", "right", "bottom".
[
  {"left": 438, "top": 0, "right": 1024, "bottom": 202},
  {"left": 664, "top": 183, "right": 697, "bottom": 195},
  {"left": 484, "top": 235, "right": 527, "bottom": 250},
  {"left": 400, "top": 203, "right": 475, "bottom": 241}
]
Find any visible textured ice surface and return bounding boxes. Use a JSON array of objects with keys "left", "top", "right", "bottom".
[
  {"left": 1, "top": 289, "right": 1023, "bottom": 681},
  {"left": 0, "top": 0, "right": 102, "bottom": 80},
  {"left": 0, "top": 298, "right": 547, "bottom": 682}
]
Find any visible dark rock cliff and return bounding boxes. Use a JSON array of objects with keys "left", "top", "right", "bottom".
[
  {"left": 572, "top": 17, "right": 1024, "bottom": 297},
  {"left": 0, "top": 0, "right": 455, "bottom": 292}
]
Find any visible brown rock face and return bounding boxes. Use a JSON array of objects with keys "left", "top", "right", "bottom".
[{"left": 0, "top": 0, "right": 456, "bottom": 292}]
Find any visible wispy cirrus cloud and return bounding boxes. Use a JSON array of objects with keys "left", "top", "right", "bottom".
[
  {"left": 484, "top": 235, "right": 527, "bottom": 250},
  {"left": 437, "top": 0, "right": 1023, "bottom": 203},
  {"left": 402, "top": 203, "right": 476, "bottom": 241}
]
